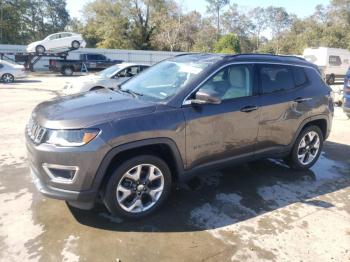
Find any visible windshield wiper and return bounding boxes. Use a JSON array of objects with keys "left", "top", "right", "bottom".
[{"left": 111, "top": 84, "right": 143, "bottom": 97}]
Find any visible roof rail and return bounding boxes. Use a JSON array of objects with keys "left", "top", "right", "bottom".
[{"left": 225, "top": 53, "right": 306, "bottom": 61}]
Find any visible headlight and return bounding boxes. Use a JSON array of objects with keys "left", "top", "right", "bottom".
[{"left": 44, "top": 129, "right": 100, "bottom": 147}]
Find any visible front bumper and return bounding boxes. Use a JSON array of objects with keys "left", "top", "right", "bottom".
[{"left": 25, "top": 129, "right": 111, "bottom": 209}]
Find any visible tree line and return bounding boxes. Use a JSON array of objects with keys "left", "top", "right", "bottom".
[{"left": 1, "top": 0, "right": 350, "bottom": 55}]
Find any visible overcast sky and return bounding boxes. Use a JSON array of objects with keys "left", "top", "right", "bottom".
[{"left": 66, "top": 0, "right": 330, "bottom": 20}]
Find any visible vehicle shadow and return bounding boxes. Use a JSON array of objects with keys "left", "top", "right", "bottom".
[
  {"left": 0, "top": 79, "right": 42, "bottom": 85},
  {"left": 69, "top": 140, "right": 350, "bottom": 233}
]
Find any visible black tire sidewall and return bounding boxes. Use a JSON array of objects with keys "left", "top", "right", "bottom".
[
  {"left": 36, "top": 45, "right": 45, "bottom": 54},
  {"left": 2, "top": 73, "right": 14, "bottom": 83},
  {"left": 288, "top": 126, "right": 324, "bottom": 170},
  {"left": 103, "top": 155, "right": 172, "bottom": 219},
  {"left": 327, "top": 75, "right": 335, "bottom": 85},
  {"left": 72, "top": 41, "right": 80, "bottom": 49},
  {"left": 63, "top": 67, "right": 73, "bottom": 76}
]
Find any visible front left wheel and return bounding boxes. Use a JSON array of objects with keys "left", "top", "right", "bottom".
[
  {"left": 103, "top": 155, "right": 172, "bottom": 218},
  {"left": 1, "top": 73, "right": 14, "bottom": 83}
]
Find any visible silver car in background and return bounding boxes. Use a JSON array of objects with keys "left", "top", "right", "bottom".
[
  {"left": 63, "top": 63, "right": 149, "bottom": 95},
  {"left": 0, "top": 60, "right": 27, "bottom": 83}
]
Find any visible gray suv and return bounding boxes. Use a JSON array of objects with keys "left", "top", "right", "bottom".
[{"left": 26, "top": 54, "right": 334, "bottom": 218}]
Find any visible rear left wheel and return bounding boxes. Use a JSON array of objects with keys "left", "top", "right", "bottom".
[
  {"left": 103, "top": 155, "right": 172, "bottom": 218},
  {"left": 71, "top": 40, "right": 80, "bottom": 49},
  {"left": 285, "top": 126, "right": 323, "bottom": 170},
  {"left": 1, "top": 73, "right": 14, "bottom": 83}
]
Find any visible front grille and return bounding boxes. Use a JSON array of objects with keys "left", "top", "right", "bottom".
[{"left": 27, "top": 118, "right": 46, "bottom": 144}]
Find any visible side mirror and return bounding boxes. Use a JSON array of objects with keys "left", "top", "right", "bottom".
[{"left": 190, "top": 90, "right": 222, "bottom": 105}]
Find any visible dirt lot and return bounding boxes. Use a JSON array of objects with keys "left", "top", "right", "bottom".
[{"left": 0, "top": 75, "right": 349, "bottom": 262}]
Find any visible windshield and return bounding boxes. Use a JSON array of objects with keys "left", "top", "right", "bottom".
[
  {"left": 97, "top": 64, "right": 123, "bottom": 78},
  {"left": 119, "top": 58, "right": 216, "bottom": 102}
]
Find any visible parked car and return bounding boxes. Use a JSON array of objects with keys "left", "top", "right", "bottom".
[
  {"left": 63, "top": 63, "right": 150, "bottom": 94},
  {"left": 26, "top": 32, "right": 86, "bottom": 54},
  {"left": 343, "top": 69, "right": 350, "bottom": 118},
  {"left": 26, "top": 54, "right": 333, "bottom": 219},
  {"left": 303, "top": 47, "right": 350, "bottom": 84},
  {"left": 49, "top": 53, "right": 123, "bottom": 76},
  {"left": 0, "top": 60, "right": 27, "bottom": 83}
]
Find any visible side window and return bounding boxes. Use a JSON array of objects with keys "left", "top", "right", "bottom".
[
  {"left": 129, "top": 66, "right": 139, "bottom": 76},
  {"left": 140, "top": 66, "right": 149, "bottom": 71},
  {"left": 329, "top": 56, "right": 341, "bottom": 66},
  {"left": 49, "top": 34, "right": 59, "bottom": 40},
  {"left": 260, "top": 64, "right": 294, "bottom": 94},
  {"left": 198, "top": 64, "right": 253, "bottom": 100},
  {"left": 292, "top": 66, "right": 308, "bottom": 87},
  {"left": 95, "top": 54, "right": 106, "bottom": 61},
  {"left": 60, "top": 33, "right": 71, "bottom": 38}
]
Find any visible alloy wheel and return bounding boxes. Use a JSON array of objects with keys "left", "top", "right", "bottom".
[
  {"left": 116, "top": 164, "right": 164, "bottom": 213},
  {"left": 297, "top": 131, "right": 320, "bottom": 165},
  {"left": 2, "top": 73, "right": 14, "bottom": 83}
]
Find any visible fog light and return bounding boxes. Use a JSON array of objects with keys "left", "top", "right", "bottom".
[{"left": 42, "top": 163, "right": 78, "bottom": 184}]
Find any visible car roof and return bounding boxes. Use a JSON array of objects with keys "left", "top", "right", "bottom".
[
  {"left": 48, "top": 32, "right": 78, "bottom": 36},
  {"left": 172, "top": 53, "right": 316, "bottom": 68},
  {"left": 118, "top": 62, "right": 150, "bottom": 67}
]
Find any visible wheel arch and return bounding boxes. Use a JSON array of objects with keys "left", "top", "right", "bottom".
[
  {"left": 91, "top": 138, "right": 185, "bottom": 194},
  {"left": 293, "top": 115, "right": 329, "bottom": 145}
]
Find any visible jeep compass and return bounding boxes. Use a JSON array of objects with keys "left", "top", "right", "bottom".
[{"left": 26, "top": 54, "right": 334, "bottom": 218}]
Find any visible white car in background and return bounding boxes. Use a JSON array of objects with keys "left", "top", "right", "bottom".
[
  {"left": 0, "top": 60, "right": 27, "bottom": 83},
  {"left": 26, "top": 32, "right": 86, "bottom": 54},
  {"left": 63, "top": 63, "right": 150, "bottom": 95}
]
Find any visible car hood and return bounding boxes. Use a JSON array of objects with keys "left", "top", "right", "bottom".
[{"left": 31, "top": 89, "right": 156, "bottom": 129}]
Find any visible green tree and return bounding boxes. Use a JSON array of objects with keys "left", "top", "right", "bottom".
[{"left": 214, "top": 33, "right": 241, "bottom": 54}]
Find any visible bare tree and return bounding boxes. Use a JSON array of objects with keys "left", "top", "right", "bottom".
[
  {"left": 249, "top": 7, "right": 268, "bottom": 51},
  {"left": 206, "top": 0, "right": 230, "bottom": 39}
]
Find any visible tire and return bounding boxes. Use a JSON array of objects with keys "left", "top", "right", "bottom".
[
  {"left": 62, "top": 67, "right": 74, "bottom": 76},
  {"left": 1, "top": 73, "right": 14, "bottom": 83},
  {"left": 326, "top": 74, "right": 335, "bottom": 85},
  {"left": 71, "top": 40, "right": 80, "bottom": 49},
  {"left": 285, "top": 126, "right": 323, "bottom": 170},
  {"left": 103, "top": 155, "right": 172, "bottom": 219},
  {"left": 35, "top": 45, "right": 45, "bottom": 54}
]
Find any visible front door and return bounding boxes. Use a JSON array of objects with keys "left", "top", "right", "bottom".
[{"left": 183, "top": 64, "right": 261, "bottom": 169}]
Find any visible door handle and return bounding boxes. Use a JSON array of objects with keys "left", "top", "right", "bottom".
[
  {"left": 294, "top": 97, "right": 312, "bottom": 103},
  {"left": 240, "top": 105, "right": 259, "bottom": 113}
]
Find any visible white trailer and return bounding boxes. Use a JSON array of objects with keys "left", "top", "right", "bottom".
[{"left": 303, "top": 47, "right": 350, "bottom": 84}]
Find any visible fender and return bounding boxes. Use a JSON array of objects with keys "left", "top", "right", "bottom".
[
  {"left": 289, "top": 114, "right": 330, "bottom": 149},
  {"left": 89, "top": 137, "right": 185, "bottom": 196}
]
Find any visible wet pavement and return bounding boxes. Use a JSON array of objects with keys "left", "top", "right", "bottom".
[{"left": 0, "top": 76, "right": 350, "bottom": 262}]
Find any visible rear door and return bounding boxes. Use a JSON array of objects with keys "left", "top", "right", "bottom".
[
  {"left": 183, "top": 63, "right": 261, "bottom": 169},
  {"left": 255, "top": 64, "right": 312, "bottom": 156}
]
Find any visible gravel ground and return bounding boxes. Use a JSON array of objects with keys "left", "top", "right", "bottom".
[{"left": 0, "top": 75, "right": 349, "bottom": 262}]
